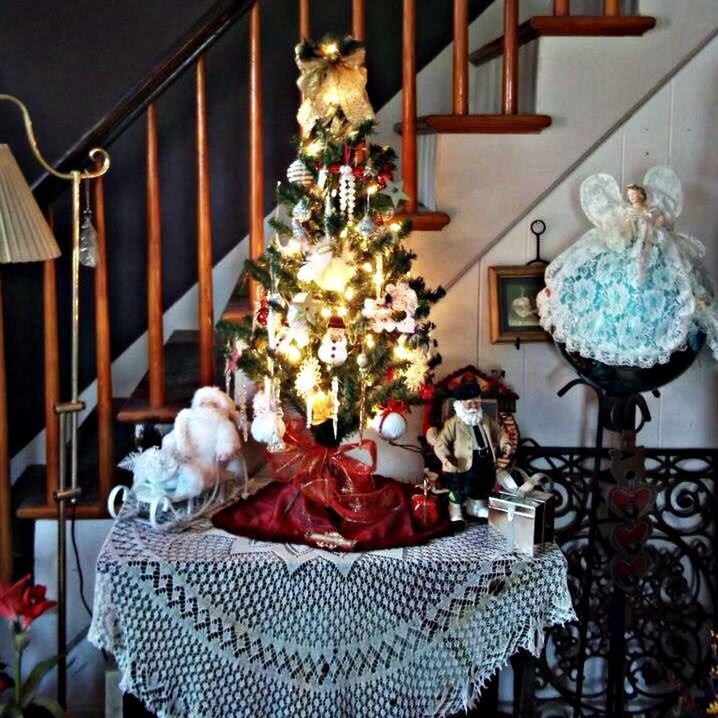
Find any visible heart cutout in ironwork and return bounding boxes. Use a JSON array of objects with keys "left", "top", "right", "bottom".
[
  {"left": 610, "top": 520, "right": 651, "bottom": 553},
  {"left": 608, "top": 485, "right": 654, "bottom": 518},
  {"left": 613, "top": 553, "right": 649, "bottom": 585}
]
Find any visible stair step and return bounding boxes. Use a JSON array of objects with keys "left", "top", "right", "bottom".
[
  {"left": 470, "top": 15, "right": 657, "bottom": 66},
  {"left": 116, "top": 329, "right": 207, "bottom": 424},
  {"left": 221, "top": 296, "right": 251, "bottom": 324},
  {"left": 395, "top": 114, "right": 552, "bottom": 135},
  {"left": 14, "top": 463, "right": 130, "bottom": 520},
  {"left": 394, "top": 206, "right": 451, "bottom": 231}
]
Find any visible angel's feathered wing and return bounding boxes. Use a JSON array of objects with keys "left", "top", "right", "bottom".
[
  {"left": 580, "top": 173, "right": 625, "bottom": 228},
  {"left": 644, "top": 165, "right": 683, "bottom": 223}
]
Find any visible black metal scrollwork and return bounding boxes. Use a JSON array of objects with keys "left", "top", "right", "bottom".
[{"left": 517, "top": 444, "right": 717, "bottom": 717}]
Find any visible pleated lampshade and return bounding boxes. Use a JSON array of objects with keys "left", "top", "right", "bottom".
[{"left": 0, "top": 144, "right": 60, "bottom": 264}]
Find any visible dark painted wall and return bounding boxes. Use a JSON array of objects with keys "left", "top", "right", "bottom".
[{"left": 0, "top": 0, "right": 490, "bottom": 459}]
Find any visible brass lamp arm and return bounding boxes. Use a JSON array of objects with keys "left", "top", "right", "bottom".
[{"left": 0, "top": 93, "right": 110, "bottom": 179}]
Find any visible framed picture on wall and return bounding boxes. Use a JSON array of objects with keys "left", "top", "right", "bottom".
[{"left": 488, "top": 265, "right": 551, "bottom": 344}]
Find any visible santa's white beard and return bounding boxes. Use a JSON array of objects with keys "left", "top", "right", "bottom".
[{"left": 454, "top": 401, "right": 484, "bottom": 426}]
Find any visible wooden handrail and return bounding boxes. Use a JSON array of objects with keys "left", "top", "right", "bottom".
[
  {"left": 92, "top": 166, "right": 113, "bottom": 504},
  {"left": 32, "top": 0, "right": 258, "bottom": 208},
  {"left": 553, "top": 0, "right": 570, "bottom": 16},
  {"left": 502, "top": 0, "right": 519, "bottom": 115},
  {"left": 401, "top": 0, "right": 418, "bottom": 214},
  {"left": 146, "top": 104, "right": 166, "bottom": 407},
  {"left": 249, "top": 2, "right": 264, "bottom": 309},
  {"left": 452, "top": 0, "right": 469, "bottom": 115},
  {"left": 196, "top": 58, "right": 215, "bottom": 386},
  {"left": 42, "top": 210, "right": 59, "bottom": 506},
  {"left": 299, "top": 0, "right": 310, "bottom": 39},
  {"left": 352, "top": 0, "right": 365, "bottom": 41}
]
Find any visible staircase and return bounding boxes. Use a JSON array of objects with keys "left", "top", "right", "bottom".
[{"left": 4, "top": 0, "right": 664, "bottom": 588}]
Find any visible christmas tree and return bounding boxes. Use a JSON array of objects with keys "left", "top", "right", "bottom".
[{"left": 219, "top": 35, "right": 444, "bottom": 450}]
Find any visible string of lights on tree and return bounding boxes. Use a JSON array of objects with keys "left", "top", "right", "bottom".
[{"left": 217, "top": 35, "right": 445, "bottom": 449}]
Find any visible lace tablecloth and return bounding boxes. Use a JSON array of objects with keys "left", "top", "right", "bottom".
[{"left": 89, "top": 516, "right": 574, "bottom": 718}]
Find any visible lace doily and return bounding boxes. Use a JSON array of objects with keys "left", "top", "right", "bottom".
[{"left": 89, "top": 518, "right": 574, "bottom": 718}]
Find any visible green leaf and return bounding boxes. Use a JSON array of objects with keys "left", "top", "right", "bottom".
[
  {"left": 31, "top": 697, "right": 66, "bottom": 718},
  {"left": 19, "top": 655, "right": 60, "bottom": 708}
]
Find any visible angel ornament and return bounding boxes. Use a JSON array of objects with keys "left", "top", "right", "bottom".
[{"left": 537, "top": 166, "right": 718, "bottom": 368}]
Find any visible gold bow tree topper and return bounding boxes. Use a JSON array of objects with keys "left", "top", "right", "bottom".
[{"left": 296, "top": 36, "right": 375, "bottom": 137}]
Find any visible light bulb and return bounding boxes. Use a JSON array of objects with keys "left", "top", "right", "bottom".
[
  {"left": 323, "top": 42, "right": 339, "bottom": 56},
  {"left": 285, "top": 345, "right": 301, "bottom": 364},
  {"left": 337, "top": 305, "right": 348, "bottom": 317},
  {"left": 305, "top": 140, "right": 323, "bottom": 157},
  {"left": 365, "top": 334, "right": 375, "bottom": 349},
  {"left": 320, "top": 306, "right": 332, "bottom": 318},
  {"left": 366, "top": 184, "right": 378, "bottom": 196},
  {"left": 390, "top": 222, "right": 403, "bottom": 233},
  {"left": 362, "top": 262, "right": 373, "bottom": 272},
  {"left": 344, "top": 287, "right": 355, "bottom": 300}
]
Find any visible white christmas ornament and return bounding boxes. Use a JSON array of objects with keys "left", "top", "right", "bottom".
[
  {"left": 371, "top": 409, "right": 407, "bottom": 441},
  {"left": 318, "top": 316, "right": 348, "bottom": 367},
  {"left": 287, "top": 158, "right": 313, "bottom": 186},
  {"left": 250, "top": 382, "right": 286, "bottom": 452},
  {"left": 292, "top": 198, "right": 312, "bottom": 222},
  {"left": 362, "top": 281, "right": 418, "bottom": 334},
  {"left": 339, "top": 164, "right": 356, "bottom": 216},
  {"left": 298, "top": 240, "right": 354, "bottom": 293},
  {"left": 357, "top": 213, "right": 376, "bottom": 239}
]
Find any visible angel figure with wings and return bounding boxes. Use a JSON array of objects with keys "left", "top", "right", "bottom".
[{"left": 537, "top": 166, "right": 718, "bottom": 368}]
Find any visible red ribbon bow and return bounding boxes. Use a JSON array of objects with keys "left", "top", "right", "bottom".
[{"left": 266, "top": 419, "right": 403, "bottom": 523}]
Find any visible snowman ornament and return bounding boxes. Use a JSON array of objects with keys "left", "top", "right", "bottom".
[{"left": 318, "top": 316, "right": 348, "bottom": 367}]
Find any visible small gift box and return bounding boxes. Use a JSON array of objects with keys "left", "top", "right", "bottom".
[{"left": 488, "top": 469, "right": 555, "bottom": 556}]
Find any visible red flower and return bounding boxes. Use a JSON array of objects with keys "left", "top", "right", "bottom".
[{"left": 0, "top": 575, "right": 56, "bottom": 630}]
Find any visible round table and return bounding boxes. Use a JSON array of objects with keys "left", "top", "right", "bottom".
[{"left": 90, "top": 515, "right": 574, "bottom": 718}]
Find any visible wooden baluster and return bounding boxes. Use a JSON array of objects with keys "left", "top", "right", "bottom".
[
  {"left": 553, "top": 0, "right": 570, "bottom": 16},
  {"left": 299, "top": 0, "right": 310, "bottom": 39},
  {"left": 603, "top": 0, "right": 620, "bottom": 16},
  {"left": 43, "top": 209, "right": 59, "bottom": 507},
  {"left": 0, "top": 269, "right": 11, "bottom": 581},
  {"left": 92, "top": 164, "right": 113, "bottom": 505},
  {"left": 502, "top": 0, "right": 519, "bottom": 115},
  {"left": 401, "top": 0, "right": 418, "bottom": 214},
  {"left": 146, "top": 104, "right": 166, "bottom": 407},
  {"left": 196, "top": 57, "right": 215, "bottom": 386},
  {"left": 352, "top": 0, "right": 365, "bottom": 41},
  {"left": 249, "top": 2, "right": 264, "bottom": 310},
  {"left": 452, "top": 0, "right": 469, "bottom": 115}
]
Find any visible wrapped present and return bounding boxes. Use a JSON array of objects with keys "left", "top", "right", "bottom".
[{"left": 489, "top": 468, "right": 555, "bottom": 556}]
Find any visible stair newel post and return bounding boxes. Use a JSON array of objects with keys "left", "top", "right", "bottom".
[
  {"left": 195, "top": 57, "right": 215, "bottom": 386},
  {"left": 452, "top": 0, "right": 469, "bottom": 115},
  {"left": 502, "top": 0, "right": 519, "bottom": 115},
  {"left": 146, "top": 104, "right": 166, "bottom": 408},
  {"left": 299, "top": 0, "right": 310, "bottom": 39},
  {"left": 401, "top": 0, "right": 418, "bottom": 214},
  {"left": 553, "top": 0, "right": 570, "bottom": 16},
  {"left": 92, "top": 162, "right": 113, "bottom": 504},
  {"left": 352, "top": 0, "right": 365, "bottom": 41},
  {"left": 603, "top": 0, "right": 620, "bottom": 16},
  {"left": 43, "top": 208, "right": 60, "bottom": 507},
  {"left": 249, "top": 1, "right": 264, "bottom": 311}
]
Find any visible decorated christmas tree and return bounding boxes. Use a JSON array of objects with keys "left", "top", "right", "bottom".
[{"left": 218, "top": 35, "right": 444, "bottom": 450}]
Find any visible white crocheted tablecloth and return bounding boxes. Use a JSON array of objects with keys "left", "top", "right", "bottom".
[{"left": 89, "top": 517, "right": 575, "bottom": 718}]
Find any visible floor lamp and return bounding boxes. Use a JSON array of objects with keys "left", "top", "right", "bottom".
[{"left": 0, "top": 94, "right": 110, "bottom": 707}]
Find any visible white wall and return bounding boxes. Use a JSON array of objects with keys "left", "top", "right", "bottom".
[{"left": 430, "top": 35, "right": 718, "bottom": 448}]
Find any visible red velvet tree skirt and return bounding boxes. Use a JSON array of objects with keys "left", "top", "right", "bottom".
[{"left": 212, "top": 478, "right": 449, "bottom": 552}]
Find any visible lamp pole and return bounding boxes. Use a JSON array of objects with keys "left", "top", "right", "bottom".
[{"left": 0, "top": 94, "right": 109, "bottom": 708}]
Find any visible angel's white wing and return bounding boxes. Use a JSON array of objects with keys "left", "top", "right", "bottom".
[
  {"left": 580, "top": 173, "right": 624, "bottom": 228},
  {"left": 643, "top": 165, "right": 683, "bottom": 221}
]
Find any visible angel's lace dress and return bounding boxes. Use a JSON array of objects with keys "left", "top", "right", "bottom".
[{"left": 537, "top": 168, "right": 718, "bottom": 368}]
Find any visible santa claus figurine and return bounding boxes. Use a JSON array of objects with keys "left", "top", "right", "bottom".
[
  {"left": 318, "top": 315, "right": 348, "bottom": 366},
  {"left": 432, "top": 376, "right": 511, "bottom": 527}
]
